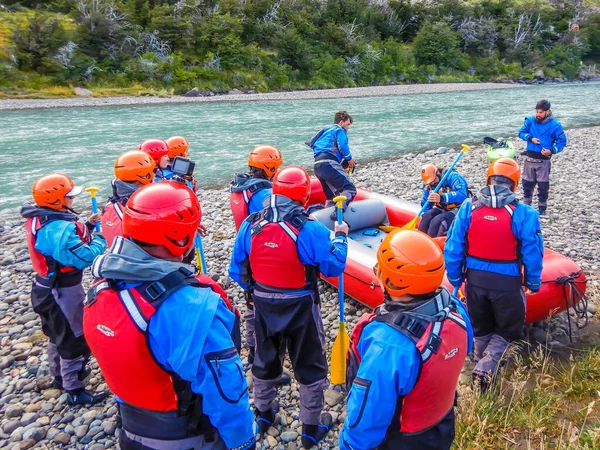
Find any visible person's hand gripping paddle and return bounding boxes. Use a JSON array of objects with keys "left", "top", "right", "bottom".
[
  {"left": 330, "top": 195, "right": 351, "bottom": 385},
  {"left": 402, "top": 144, "right": 470, "bottom": 230},
  {"left": 85, "top": 187, "right": 101, "bottom": 233}
]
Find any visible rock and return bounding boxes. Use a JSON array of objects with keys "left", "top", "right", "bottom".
[
  {"left": 183, "top": 87, "right": 200, "bottom": 97},
  {"left": 2, "top": 420, "right": 20, "bottom": 434},
  {"left": 16, "top": 264, "right": 33, "bottom": 273},
  {"left": 437, "top": 146, "right": 450, "bottom": 154},
  {"left": 0, "top": 356, "right": 15, "bottom": 369},
  {"left": 8, "top": 325, "right": 24, "bottom": 335},
  {"left": 280, "top": 431, "right": 298, "bottom": 442},
  {"left": 16, "top": 313, "right": 37, "bottom": 325},
  {"left": 20, "top": 412, "right": 38, "bottom": 426},
  {"left": 18, "top": 438, "right": 36, "bottom": 449},
  {"left": 46, "top": 427, "right": 61, "bottom": 440},
  {"left": 324, "top": 389, "right": 344, "bottom": 407},
  {"left": 267, "top": 426, "right": 279, "bottom": 437},
  {"left": 89, "top": 445, "right": 106, "bottom": 450},
  {"left": 74, "top": 87, "right": 92, "bottom": 97},
  {"left": 5, "top": 403, "right": 24, "bottom": 418},
  {"left": 102, "top": 421, "right": 117, "bottom": 435},
  {"left": 42, "top": 388, "right": 62, "bottom": 400},
  {"left": 53, "top": 432, "right": 71, "bottom": 445},
  {"left": 22, "top": 427, "right": 45, "bottom": 442},
  {"left": 267, "top": 436, "right": 278, "bottom": 447},
  {"left": 75, "top": 424, "right": 89, "bottom": 438}
]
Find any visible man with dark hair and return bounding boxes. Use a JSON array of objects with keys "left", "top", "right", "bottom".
[
  {"left": 518, "top": 99, "right": 567, "bottom": 215},
  {"left": 306, "top": 110, "right": 357, "bottom": 214}
]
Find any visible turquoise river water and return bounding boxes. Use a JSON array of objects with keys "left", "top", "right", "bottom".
[{"left": 1, "top": 82, "right": 599, "bottom": 217}]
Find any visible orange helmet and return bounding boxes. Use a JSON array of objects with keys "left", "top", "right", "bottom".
[
  {"left": 248, "top": 145, "right": 283, "bottom": 178},
  {"left": 272, "top": 166, "right": 311, "bottom": 207},
  {"left": 139, "top": 139, "right": 169, "bottom": 163},
  {"left": 114, "top": 150, "right": 156, "bottom": 185},
  {"left": 376, "top": 229, "right": 445, "bottom": 297},
  {"left": 420, "top": 164, "right": 440, "bottom": 185},
  {"left": 486, "top": 158, "right": 520, "bottom": 191},
  {"left": 32, "top": 174, "right": 83, "bottom": 210},
  {"left": 166, "top": 136, "right": 190, "bottom": 159},
  {"left": 123, "top": 182, "right": 201, "bottom": 258}
]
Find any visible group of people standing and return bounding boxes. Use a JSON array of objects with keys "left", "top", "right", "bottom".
[{"left": 19, "top": 100, "right": 564, "bottom": 450}]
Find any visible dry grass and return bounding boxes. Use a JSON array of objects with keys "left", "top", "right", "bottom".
[{"left": 454, "top": 282, "right": 600, "bottom": 449}]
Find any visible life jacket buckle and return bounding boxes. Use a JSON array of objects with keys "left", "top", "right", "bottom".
[
  {"left": 426, "top": 332, "right": 443, "bottom": 354},
  {"left": 145, "top": 282, "right": 167, "bottom": 301}
]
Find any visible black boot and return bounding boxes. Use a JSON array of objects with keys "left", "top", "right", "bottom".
[
  {"left": 301, "top": 413, "right": 333, "bottom": 448},
  {"left": 67, "top": 389, "right": 108, "bottom": 406},
  {"left": 248, "top": 346, "right": 255, "bottom": 365},
  {"left": 51, "top": 376, "right": 63, "bottom": 390},
  {"left": 51, "top": 367, "right": 92, "bottom": 390},
  {"left": 256, "top": 400, "right": 279, "bottom": 434}
]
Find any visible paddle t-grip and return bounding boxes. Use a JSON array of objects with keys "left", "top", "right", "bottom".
[{"left": 85, "top": 187, "right": 101, "bottom": 232}]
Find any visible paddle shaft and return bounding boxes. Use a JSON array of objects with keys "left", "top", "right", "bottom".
[
  {"left": 195, "top": 234, "right": 207, "bottom": 274},
  {"left": 415, "top": 149, "right": 467, "bottom": 219},
  {"left": 336, "top": 205, "right": 345, "bottom": 323}
]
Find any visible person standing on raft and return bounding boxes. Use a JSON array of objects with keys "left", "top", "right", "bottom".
[
  {"left": 445, "top": 158, "right": 544, "bottom": 391},
  {"left": 20, "top": 174, "right": 108, "bottom": 406},
  {"left": 307, "top": 111, "right": 357, "bottom": 217},
  {"left": 102, "top": 150, "right": 155, "bottom": 247},
  {"left": 229, "top": 166, "right": 349, "bottom": 448},
  {"left": 518, "top": 99, "right": 567, "bottom": 215},
  {"left": 418, "top": 164, "right": 469, "bottom": 237},
  {"left": 84, "top": 182, "right": 255, "bottom": 450},
  {"left": 340, "top": 229, "right": 472, "bottom": 450}
]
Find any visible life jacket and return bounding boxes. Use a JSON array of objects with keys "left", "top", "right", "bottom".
[
  {"left": 83, "top": 267, "right": 241, "bottom": 440},
  {"left": 101, "top": 201, "right": 125, "bottom": 248},
  {"left": 229, "top": 177, "right": 272, "bottom": 231},
  {"left": 467, "top": 201, "right": 518, "bottom": 263},
  {"left": 248, "top": 205, "right": 316, "bottom": 291},
  {"left": 346, "top": 291, "right": 468, "bottom": 435},
  {"left": 25, "top": 214, "right": 90, "bottom": 277}
]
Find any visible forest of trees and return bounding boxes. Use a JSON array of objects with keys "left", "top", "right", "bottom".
[{"left": 0, "top": 0, "right": 599, "bottom": 96}]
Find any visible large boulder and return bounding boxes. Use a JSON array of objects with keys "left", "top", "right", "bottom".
[{"left": 183, "top": 87, "right": 200, "bottom": 97}]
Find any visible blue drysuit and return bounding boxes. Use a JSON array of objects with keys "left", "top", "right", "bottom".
[
  {"left": 444, "top": 186, "right": 544, "bottom": 292},
  {"left": 339, "top": 295, "right": 473, "bottom": 450},
  {"left": 91, "top": 238, "right": 256, "bottom": 450},
  {"left": 310, "top": 124, "right": 352, "bottom": 163},
  {"left": 518, "top": 115, "right": 567, "bottom": 158}
]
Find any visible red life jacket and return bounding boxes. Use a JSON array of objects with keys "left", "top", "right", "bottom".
[
  {"left": 25, "top": 215, "right": 90, "bottom": 277},
  {"left": 230, "top": 179, "right": 271, "bottom": 231},
  {"left": 346, "top": 295, "right": 468, "bottom": 434},
  {"left": 101, "top": 201, "right": 125, "bottom": 248},
  {"left": 249, "top": 212, "right": 313, "bottom": 290},
  {"left": 83, "top": 269, "right": 241, "bottom": 429},
  {"left": 467, "top": 201, "right": 518, "bottom": 262}
]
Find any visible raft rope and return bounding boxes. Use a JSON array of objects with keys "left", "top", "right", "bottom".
[{"left": 543, "top": 271, "right": 588, "bottom": 343}]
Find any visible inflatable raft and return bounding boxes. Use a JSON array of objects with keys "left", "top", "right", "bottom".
[
  {"left": 484, "top": 137, "right": 516, "bottom": 162},
  {"left": 307, "top": 178, "right": 587, "bottom": 324}
]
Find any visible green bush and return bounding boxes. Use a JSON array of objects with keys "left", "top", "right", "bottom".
[{"left": 413, "top": 21, "right": 469, "bottom": 70}]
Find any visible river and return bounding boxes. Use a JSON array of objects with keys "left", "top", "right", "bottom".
[{"left": 1, "top": 82, "right": 599, "bottom": 217}]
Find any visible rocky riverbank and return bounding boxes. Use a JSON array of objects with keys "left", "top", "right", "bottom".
[
  {"left": 0, "top": 83, "right": 526, "bottom": 111},
  {"left": 0, "top": 126, "right": 598, "bottom": 449}
]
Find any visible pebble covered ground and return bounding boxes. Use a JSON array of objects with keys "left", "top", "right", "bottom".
[{"left": 0, "top": 125, "right": 598, "bottom": 450}]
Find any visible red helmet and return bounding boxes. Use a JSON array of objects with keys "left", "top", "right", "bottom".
[
  {"left": 32, "top": 174, "right": 83, "bottom": 210},
  {"left": 123, "top": 182, "right": 201, "bottom": 257},
  {"left": 272, "top": 166, "right": 311, "bottom": 207},
  {"left": 139, "top": 139, "right": 169, "bottom": 163}
]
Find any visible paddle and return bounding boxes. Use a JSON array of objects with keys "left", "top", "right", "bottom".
[
  {"left": 84, "top": 187, "right": 101, "bottom": 233},
  {"left": 194, "top": 233, "right": 207, "bottom": 274},
  {"left": 401, "top": 144, "right": 470, "bottom": 230},
  {"left": 330, "top": 195, "right": 351, "bottom": 385}
]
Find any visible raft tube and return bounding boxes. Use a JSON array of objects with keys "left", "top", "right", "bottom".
[{"left": 307, "top": 178, "right": 587, "bottom": 324}]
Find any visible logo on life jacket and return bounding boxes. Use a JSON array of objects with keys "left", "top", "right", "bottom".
[
  {"left": 445, "top": 347, "right": 459, "bottom": 360},
  {"left": 105, "top": 221, "right": 114, "bottom": 226},
  {"left": 96, "top": 324, "right": 115, "bottom": 337},
  {"left": 483, "top": 216, "right": 497, "bottom": 221},
  {"left": 264, "top": 242, "right": 278, "bottom": 248}
]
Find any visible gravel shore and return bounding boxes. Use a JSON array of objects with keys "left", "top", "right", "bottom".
[
  {"left": 0, "top": 125, "right": 597, "bottom": 450},
  {"left": 0, "top": 83, "right": 528, "bottom": 111}
]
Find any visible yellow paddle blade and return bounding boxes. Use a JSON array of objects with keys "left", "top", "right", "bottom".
[
  {"left": 402, "top": 215, "right": 419, "bottom": 230},
  {"left": 330, "top": 322, "right": 350, "bottom": 385}
]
